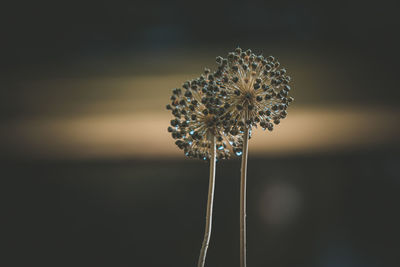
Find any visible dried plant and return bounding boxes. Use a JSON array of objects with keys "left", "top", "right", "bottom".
[
  {"left": 167, "top": 47, "right": 294, "bottom": 267},
  {"left": 212, "top": 47, "right": 295, "bottom": 267},
  {"left": 166, "top": 73, "right": 241, "bottom": 267}
]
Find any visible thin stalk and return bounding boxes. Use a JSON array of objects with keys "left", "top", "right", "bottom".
[
  {"left": 197, "top": 136, "right": 216, "bottom": 267},
  {"left": 240, "top": 127, "right": 249, "bottom": 267}
]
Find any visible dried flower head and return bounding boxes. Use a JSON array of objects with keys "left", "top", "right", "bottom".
[
  {"left": 167, "top": 73, "right": 242, "bottom": 160},
  {"left": 212, "top": 47, "right": 294, "bottom": 133}
]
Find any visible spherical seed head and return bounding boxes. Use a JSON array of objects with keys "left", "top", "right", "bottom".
[
  {"left": 167, "top": 75, "right": 243, "bottom": 160},
  {"left": 213, "top": 47, "right": 294, "bottom": 132}
]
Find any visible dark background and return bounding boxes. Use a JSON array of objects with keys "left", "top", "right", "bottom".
[{"left": 2, "top": 1, "right": 400, "bottom": 266}]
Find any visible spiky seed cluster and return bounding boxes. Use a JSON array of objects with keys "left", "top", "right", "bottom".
[
  {"left": 213, "top": 47, "right": 294, "bottom": 133},
  {"left": 166, "top": 73, "right": 242, "bottom": 160}
]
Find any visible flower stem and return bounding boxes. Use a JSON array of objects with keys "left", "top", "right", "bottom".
[
  {"left": 197, "top": 135, "right": 216, "bottom": 267},
  {"left": 240, "top": 127, "right": 249, "bottom": 267}
]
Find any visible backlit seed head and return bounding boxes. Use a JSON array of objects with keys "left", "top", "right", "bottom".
[
  {"left": 210, "top": 47, "right": 294, "bottom": 132},
  {"left": 167, "top": 75, "right": 243, "bottom": 160}
]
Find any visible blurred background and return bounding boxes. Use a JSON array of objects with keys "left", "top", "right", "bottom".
[{"left": 2, "top": 0, "right": 400, "bottom": 266}]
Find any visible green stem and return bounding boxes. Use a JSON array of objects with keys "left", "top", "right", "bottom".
[{"left": 197, "top": 136, "right": 216, "bottom": 267}]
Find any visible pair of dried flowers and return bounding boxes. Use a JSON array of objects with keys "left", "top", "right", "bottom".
[{"left": 166, "top": 47, "right": 294, "bottom": 267}]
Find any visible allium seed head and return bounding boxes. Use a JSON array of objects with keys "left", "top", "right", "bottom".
[
  {"left": 167, "top": 75, "right": 242, "bottom": 160},
  {"left": 212, "top": 47, "right": 294, "bottom": 132}
]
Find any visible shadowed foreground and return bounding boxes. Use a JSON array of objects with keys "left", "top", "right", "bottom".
[{"left": 3, "top": 150, "right": 400, "bottom": 267}]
